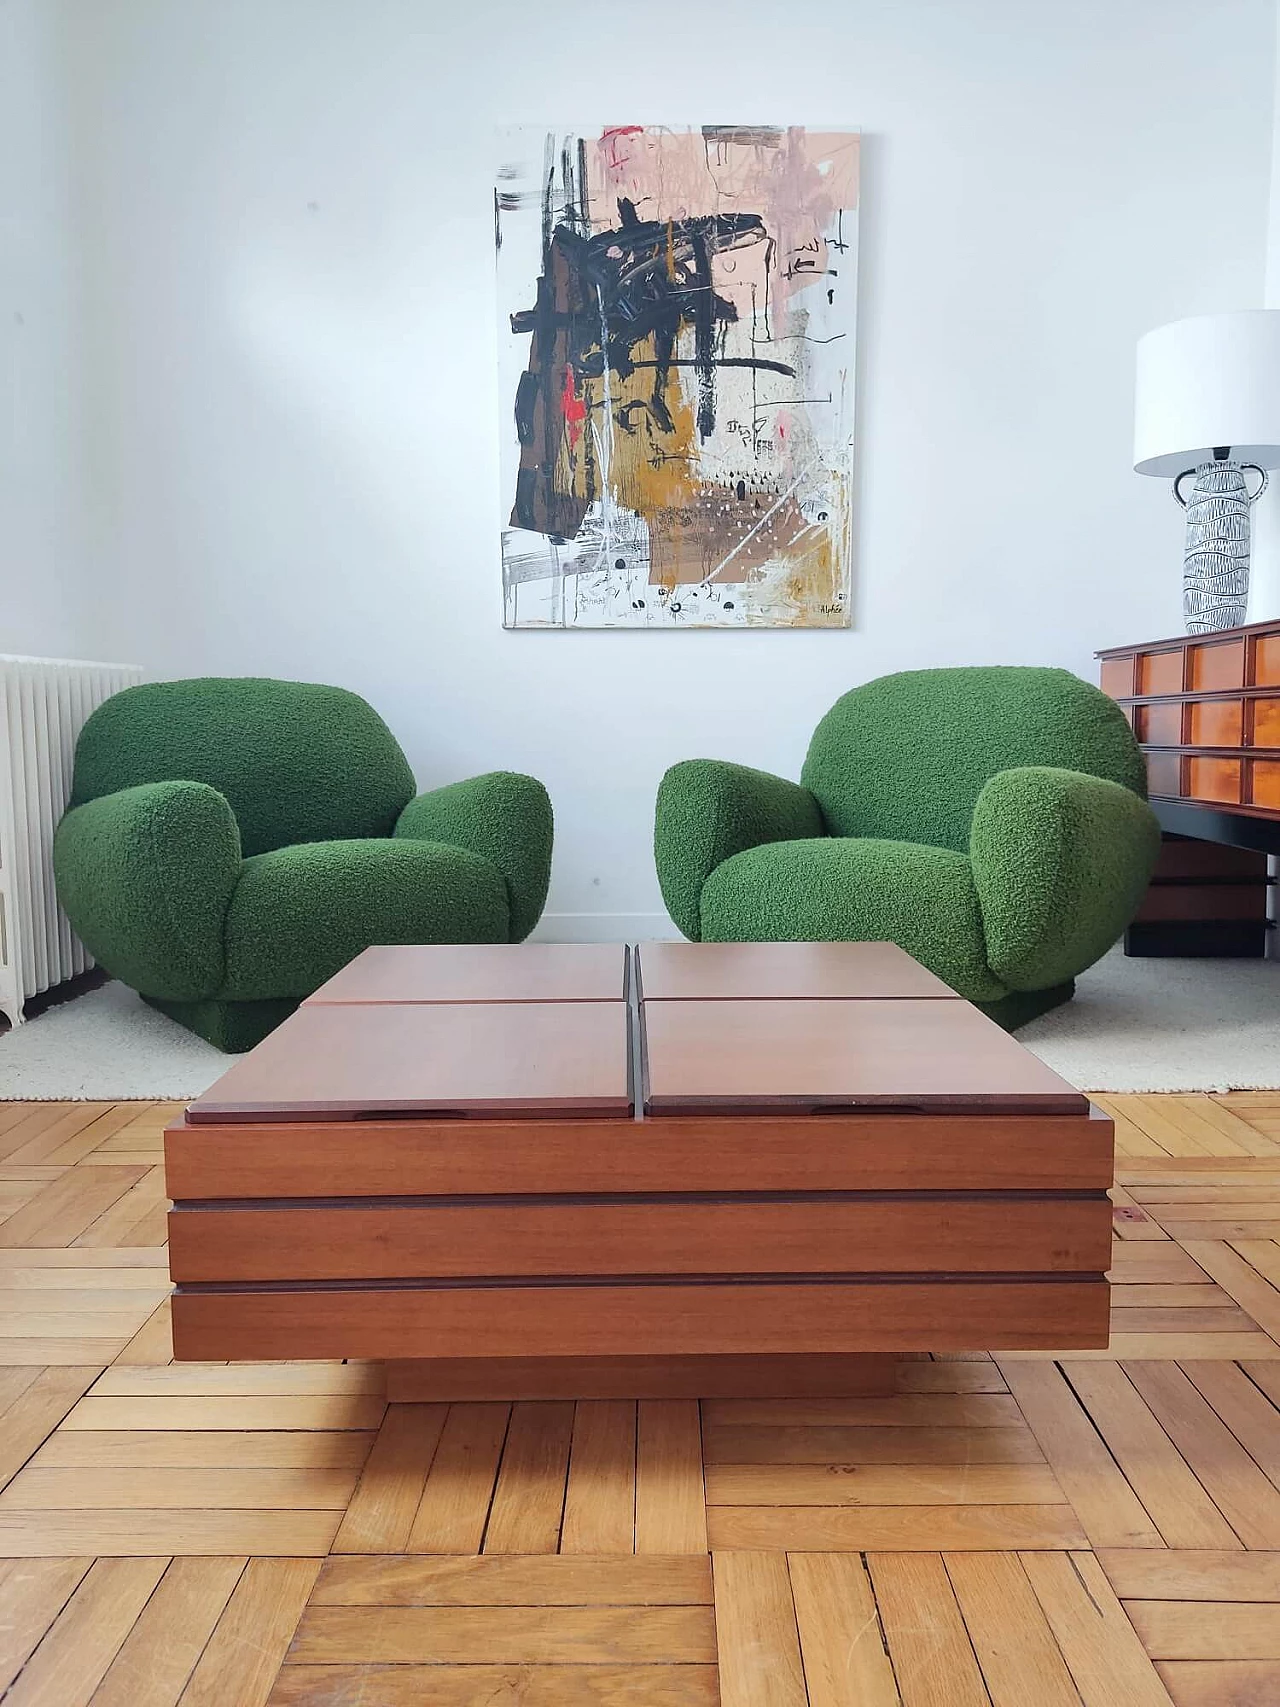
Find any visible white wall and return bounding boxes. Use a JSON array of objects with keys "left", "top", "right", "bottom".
[
  {"left": 58, "top": 0, "right": 1275, "bottom": 934},
  {"left": 1, "top": 0, "right": 92, "bottom": 659}
]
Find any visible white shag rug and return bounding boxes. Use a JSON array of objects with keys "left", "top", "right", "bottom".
[
  {"left": 1017, "top": 946, "right": 1280, "bottom": 1093},
  {"left": 0, "top": 949, "right": 1277, "bottom": 1100},
  {"left": 0, "top": 981, "right": 226, "bottom": 1101}
]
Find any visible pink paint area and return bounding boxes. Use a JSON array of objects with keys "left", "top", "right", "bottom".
[
  {"left": 599, "top": 125, "right": 645, "bottom": 173},
  {"left": 586, "top": 126, "right": 859, "bottom": 306}
]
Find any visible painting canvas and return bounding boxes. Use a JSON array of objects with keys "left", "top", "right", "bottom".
[{"left": 496, "top": 125, "right": 860, "bottom": 629}]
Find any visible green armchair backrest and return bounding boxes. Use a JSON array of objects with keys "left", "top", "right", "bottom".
[
  {"left": 70, "top": 677, "right": 417, "bottom": 856},
  {"left": 800, "top": 665, "right": 1148, "bottom": 852}
]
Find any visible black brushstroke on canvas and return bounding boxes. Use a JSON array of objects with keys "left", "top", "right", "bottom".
[{"left": 509, "top": 187, "right": 793, "bottom": 540}]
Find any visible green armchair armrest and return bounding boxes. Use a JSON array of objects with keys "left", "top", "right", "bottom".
[
  {"left": 654, "top": 759, "right": 825, "bottom": 941},
  {"left": 53, "top": 781, "right": 242, "bottom": 1001},
  {"left": 970, "top": 765, "right": 1161, "bottom": 990},
  {"left": 394, "top": 771, "right": 553, "bottom": 942}
]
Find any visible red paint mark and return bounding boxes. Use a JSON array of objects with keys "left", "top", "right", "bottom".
[
  {"left": 601, "top": 125, "right": 644, "bottom": 172},
  {"left": 561, "top": 366, "right": 587, "bottom": 448},
  {"left": 778, "top": 422, "right": 786, "bottom": 440}
]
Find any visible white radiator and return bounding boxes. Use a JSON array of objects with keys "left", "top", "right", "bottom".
[{"left": 0, "top": 656, "right": 143, "bottom": 1027}]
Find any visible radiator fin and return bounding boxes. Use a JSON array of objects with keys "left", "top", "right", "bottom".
[{"left": 0, "top": 657, "right": 144, "bottom": 1027}]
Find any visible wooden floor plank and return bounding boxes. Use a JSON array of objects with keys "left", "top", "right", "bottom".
[
  {"left": 1122, "top": 1359, "right": 1280, "bottom": 1547},
  {"left": 483, "top": 1399, "right": 574, "bottom": 1554},
  {"left": 87, "top": 1556, "right": 246, "bottom": 1707},
  {"left": 0, "top": 1464, "right": 361, "bottom": 1511},
  {"left": 1098, "top": 1549, "right": 1280, "bottom": 1601},
  {"left": 175, "top": 1557, "right": 319, "bottom": 1707},
  {"left": 310, "top": 1554, "right": 713, "bottom": 1605},
  {"left": 1020, "top": 1550, "right": 1175, "bottom": 1707},
  {"left": 703, "top": 1394, "right": 1022, "bottom": 1429},
  {"left": 405, "top": 1401, "right": 509, "bottom": 1555},
  {"left": 998, "top": 1360, "right": 1164, "bottom": 1548},
  {"left": 110, "top": 1299, "right": 174, "bottom": 1367},
  {"left": 330, "top": 1403, "right": 444, "bottom": 1554},
  {"left": 266, "top": 1663, "right": 722, "bottom": 1706},
  {"left": 561, "top": 1399, "right": 637, "bottom": 1554},
  {"left": 0, "top": 1558, "right": 93, "bottom": 1694},
  {"left": 1065, "top": 1362, "right": 1241, "bottom": 1548},
  {"left": 1107, "top": 1244, "right": 1211, "bottom": 1283},
  {"left": 945, "top": 1550, "right": 1082, "bottom": 1706},
  {"left": 787, "top": 1551, "right": 900, "bottom": 1707},
  {"left": 1180, "top": 1240, "right": 1280, "bottom": 1342},
  {"left": 1127, "top": 1601, "right": 1280, "bottom": 1660},
  {"left": 1152, "top": 1660, "right": 1280, "bottom": 1705},
  {"left": 868, "top": 1552, "right": 989, "bottom": 1707},
  {"left": 90, "top": 1363, "right": 384, "bottom": 1397},
  {"left": 703, "top": 1424, "right": 1044, "bottom": 1465},
  {"left": 2, "top": 1106, "right": 125, "bottom": 1169},
  {"left": 0, "top": 1366, "right": 101, "bottom": 1492},
  {"left": 3, "top": 1556, "right": 168, "bottom": 1707},
  {"left": 60, "top": 1396, "right": 386, "bottom": 1432},
  {"left": 33, "top": 1430, "right": 375, "bottom": 1471},
  {"left": 636, "top": 1400, "right": 707, "bottom": 1555},
  {"left": 1178, "top": 1359, "right": 1280, "bottom": 1493},
  {"left": 285, "top": 1603, "right": 718, "bottom": 1665},
  {"left": 0, "top": 1509, "right": 340, "bottom": 1556},
  {"left": 707, "top": 1504, "right": 1088, "bottom": 1551},
  {"left": 0, "top": 1168, "right": 150, "bottom": 1248},
  {"left": 704, "top": 1462, "right": 1066, "bottom": 1507},
  {"left": 73, "top": 1166, "right": 169, "bottom": 1250},
  {"left": 712, "top": 1551, "right": 807, "bottom": 1707}
]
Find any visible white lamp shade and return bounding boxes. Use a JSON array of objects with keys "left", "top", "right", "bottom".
[{"left": 1134, "top": 310, "right": 1280, "bottom": 477}]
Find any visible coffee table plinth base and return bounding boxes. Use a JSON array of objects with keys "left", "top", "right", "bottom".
[{"left": 384, "top": 1352, "right": 901, "bottom": 1401}]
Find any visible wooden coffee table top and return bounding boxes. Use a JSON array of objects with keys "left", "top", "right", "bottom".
[
  {"left": 637, "top": 940, "right": 958, "bottom": 1001},
  {"left": 188, "top": 1001, "right": 631, "bottom": 1122},
  {"left": 306, "top": 943, "right": 628, "bottom": 1005},
  {"left": 642, "top": 997, "right": 1086, "bottom": 1114},
  {"left": 188, "top": 942, "right": 1086, "bottom": 1125}
]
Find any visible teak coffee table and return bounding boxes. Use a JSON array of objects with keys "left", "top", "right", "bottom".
[{"left": 164, "top": 941, "right": 1113, "bottom": 1398}]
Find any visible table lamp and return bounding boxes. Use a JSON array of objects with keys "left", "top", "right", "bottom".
[{"left": 1134, "top": 310, "right": 1280, "bottom": 632}]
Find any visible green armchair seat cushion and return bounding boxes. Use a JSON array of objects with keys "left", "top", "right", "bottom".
[
  {"left": 654, "top": 666, "right": 1162, "bottom": 1027},
  {"left": 701, "top": 836, "right": 1006, "bottom": 1001},
  {"left": 54, "top": 677, "right": 553, "bottom": 1050},
  {"left": 222, "top": 838, "right": 509, "bottom": 1001}
]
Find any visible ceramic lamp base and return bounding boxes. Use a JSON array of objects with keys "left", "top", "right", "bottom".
[{"left": 1181, "top": 459, "right": 1253, "bottom": 633}]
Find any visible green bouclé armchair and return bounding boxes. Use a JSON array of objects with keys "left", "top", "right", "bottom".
[
  {"left": 654, "top": 666, "right": 1161, "bottom": 1028},
  {"left": 53, "top": 678, "right": 554, "bottom": 1050}
]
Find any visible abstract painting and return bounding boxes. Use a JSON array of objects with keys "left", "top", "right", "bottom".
[{"left": 496, "top": 125, "right": 860, "bottom": 628}]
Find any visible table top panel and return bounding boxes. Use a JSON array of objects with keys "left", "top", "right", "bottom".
[
  {"left": 305, "top": 943, "right": 628, "bottom": 1005},
  {"left": 636, "top": 940, "right": 958, "bottom": 1001},
  {"left": 642, "top": 998, "right": 1086, "bottom": 1114},
  {"left": 189, "top": 1001, "right": 631, "bottom": 1122}
]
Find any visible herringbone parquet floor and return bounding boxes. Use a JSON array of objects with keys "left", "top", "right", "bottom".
[{"left": 4, "top": 1094, "right": 1280, "bottom": 1703}]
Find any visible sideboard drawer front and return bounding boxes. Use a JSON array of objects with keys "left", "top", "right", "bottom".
[
  {"left": 1138, "top": 702, "right": 1184, "bottom": 745},
  {"left": 1187, "top": 756, "right": 1241, "bottom": 804},
  {"left": 1189, "top": 638, "right": 1246, "bottom": 690},
  {"left": 1144, "top": 752, "right": 1181, "bottom": 797},
  {"left": 1253, "top": 697, "right": 1280, "bottom": 748},
  {"left": 1138, "top": 650, "right": 1184, "bottom": 695},
  {"left": 1189, "top": 698, "right": 1243, "bottom": 746},
  {"left": 1100, "top": 655, "right": 1135, "bottom": 698},
  {"left": 1258, "top": 633, "right": 1280, "bottom": 686}
]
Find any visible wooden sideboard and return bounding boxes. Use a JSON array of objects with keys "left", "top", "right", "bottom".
[{"left": 1098, "top": 618, "right": 1279, "bottom": 956}]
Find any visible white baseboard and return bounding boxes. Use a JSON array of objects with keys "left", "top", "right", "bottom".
[{"left": 530, "top": 912, "right": 683, "bottom": 943}]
